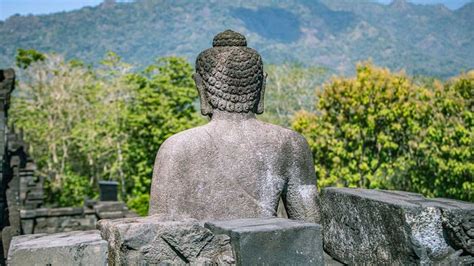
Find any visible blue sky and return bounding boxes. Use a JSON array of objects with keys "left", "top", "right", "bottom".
[
  {"left": 0, "top": 0, "right": 471, "bottom": 20},
  {"left": 0, "top": 0, "right": 103, "bottom": 20}
]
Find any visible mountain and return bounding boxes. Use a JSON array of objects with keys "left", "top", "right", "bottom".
[{"left": 0, "top": 0, "right": 472, "bottom": 77}]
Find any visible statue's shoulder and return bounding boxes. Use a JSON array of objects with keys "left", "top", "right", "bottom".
[
  {"left": 257, "top": 120, "right": 310, "bottom": 149},
  {"left": 156, "top": 125, "right": 211, "bottom": 157}
]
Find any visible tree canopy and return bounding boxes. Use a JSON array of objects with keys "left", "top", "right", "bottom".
[
  {"left": 10, "top": 51, "right": 204, "bottom": 214},
  {"left": 293, "top": 62, "right": 473, "bottom": 201}
]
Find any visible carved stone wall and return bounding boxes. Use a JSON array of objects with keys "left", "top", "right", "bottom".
[
  {"left": 2, "top": 126, "right": 40, "bottom": 260},
  {"left": 20, "top": 201, "right": 136, "bottom": 235},
  {"left": 0, "top": 69, "right": 15, "bottom": 264}
]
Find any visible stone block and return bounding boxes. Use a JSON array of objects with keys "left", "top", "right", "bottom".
[
  {"left": 25, "top": 191, "right": 43, "bottom": 200},
  {"left": 324, "top": 252, "right": 343, "bottom": 266},
  {"left": 98, "top": 215, "right": 234, "bottom": 265},
  {"left": 97, "top": 211, "right": 125, "bottom": 219},
  {"left": 49, "top": 207, "right": 84, "bottom": 216},
  {"left": 79, "top": 214, "right": 98, "bottom": 228},
  {"left": 31, "top": 217, "right": 49, "bottom": 233},
  {"left": 99, "top": 180, "right": 118, "bottom": 201},
  {"left": 21, "top": 206, "right": 100, "bottom": 234},
  {"left": 321, "top": 187, "right": 474, "bottom": 265},
  {"left": 429, "top": 197, "right": 474, "bottom": 256},
  {"left": 1, "top": 226, "right": 19, "bottom": 258},
  {"left": 20, "top": 209, "right": 38, "bottom": 219},
  {"left": 94, "top": 201, "right": 126, "bottom": 213},
  {"left": 7, "top": 230, "right": 107, "bottom": 266},
  {"left": 205, "top": 218, "right": 324, "bottom": 266},
  {"left": 94, "top": 201, "right": 129, "bottom": 219},
  {"left": 20, "top": 219, "right": 34, "bottom": 234}
]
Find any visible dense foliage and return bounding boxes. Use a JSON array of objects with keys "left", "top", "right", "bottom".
[
  {"left": 293, "top": 63, "right": 473, "bottom": 201},
  {"left": 1, "top": 0, "right": 472, "bottom": 77},
  {"left": 11, "top": 51, "right": 204, "bottom": 214},
  {"left": 261, "top": 64, "right": 330, "bottom": 126},
  {"left": 12, "top": 52, "right": 99, "bottom": 206},
  {"left": 124, "top": 58, "right": 204, "bottom": 215}
]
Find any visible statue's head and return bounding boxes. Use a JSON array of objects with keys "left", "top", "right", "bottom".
[{"left": 194, "top": 30, "right": 266, "bottom": 116}]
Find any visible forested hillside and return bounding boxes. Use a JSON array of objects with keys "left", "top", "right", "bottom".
[{"left": 0, "top": 0, "right": 472, "bottom": 77}]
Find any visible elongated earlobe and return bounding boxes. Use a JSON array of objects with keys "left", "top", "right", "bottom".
[
  {"left": 256, "top": 72, "right": 267, "bottom": 114},
  {"left": 193, "top": 73, "right": 213, "bottom": 116}
]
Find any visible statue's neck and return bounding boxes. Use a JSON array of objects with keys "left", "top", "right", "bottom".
[{"left": 210, "top": 110, "right": 256, "bottom": 122}]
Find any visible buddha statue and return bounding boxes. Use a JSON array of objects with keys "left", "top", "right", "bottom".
[{"left": 149, "top": 30, "right": 320, "bottom": 223}]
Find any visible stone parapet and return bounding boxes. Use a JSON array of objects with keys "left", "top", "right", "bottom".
[
  {"left": 7, "top": 230, "right": 107, "bottom": 266},
  {"left": 20, "top": 201, "right": 136, "bottom": 235},
  {"left": 205, "top": 218, "right": 324, "bottom": 266},
  {"left": 20, "top": 207, "right": 96, "bottom": 235},
  {"left": 98, "top": 215, "right": 235, "bottom": 265},
  {"left": 321, "top": 187, "right": 474, "bottom": 265},
  {"left": 98, "top": 216, "right": 325, "bottom": 265}
]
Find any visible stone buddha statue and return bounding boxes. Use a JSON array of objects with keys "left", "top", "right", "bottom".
[{"left": 149, "top": 30, "right": 320, "bottom": 223}]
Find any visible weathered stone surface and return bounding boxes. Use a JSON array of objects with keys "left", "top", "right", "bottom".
[
  {"left": 97, "top": 215, "right": 235, "bottom": 265},
  {"left": 48, "top": 207, "right": 84, "bottom": 216},
  {"left": 19, "top": 201, "right": 135, "bottom": 234},
  {"left": 321, "top": 187, "right": 474, "bottom": 265},
  {"left": 20, "top": 208, "right": 97, "bottom": 234},
  {"left": 431, "top": 197, "right": 474, "bottom": 256},
  {"left": 149, "top": 30, "right": 320, "bottom": 224},
  {"left": 19, "top": 161, "right": 44, "bottom": 210},
  {"left": 2, "top": 158, "right": 22, "bottom": 259},
  {"left": 7, "top": 230, "right": 107, "bottom": 266},
  {"left": 93, "top": 201, "right": 130, "bottom": 219},
  {"left": 324, "top": 252, "right": 343, "bottom": 266},
  {"left": 1, "top": 226, "right": 19, "bottom": 260},
  {"left": 205, "top": 217, "right": 324, "bottom": 265},
  {"left": 98, "top": 180, "right": 119, "bottom": 201}
]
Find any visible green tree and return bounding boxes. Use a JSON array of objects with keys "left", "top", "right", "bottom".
[
  {"left": 293, "top": 62, "right": 473, "bottom": 201},
  {"left": 11, "top": 52, "right": 98, "bottom": 206},
  {"left": 261, "top": 64, "right": 329, "bottom": 126},
  {"left": 15, "top": 48, "right": 46, "bottom": 69},
  {"left": 10, "top": 51, "right": 205, "bottom": 211},
  {"left": 71, "top": 51, "right": 133, "bottom": 200},
  {"left": 408, "top": 72, "right": 473, "bottom": 200},
  {"left": 124, "top": 57, "right": 205, "bottom": 215}
]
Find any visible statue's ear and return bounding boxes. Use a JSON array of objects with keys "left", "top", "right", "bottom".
[
  {"left": 256, "top": 72, "right": 267, "bottom": 114},
  {"left": 193, "top": 73, "right": 213, "bottom": 116}
]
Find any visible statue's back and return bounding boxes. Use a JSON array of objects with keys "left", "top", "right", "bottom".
[{"left": 149, "top": 118, "right": 306, "bottom": 220}]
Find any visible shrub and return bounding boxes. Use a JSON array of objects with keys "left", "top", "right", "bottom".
[{"left": 293, "top": 63, "right": 473, "bottom": 201}]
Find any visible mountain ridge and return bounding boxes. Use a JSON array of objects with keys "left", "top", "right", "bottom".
[{"left": 0, "top": 0, "right": 472, "bottom": 77}]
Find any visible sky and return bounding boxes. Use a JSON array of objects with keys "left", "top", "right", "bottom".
[
  {"left": 0, "top": 0, "right": 103, "bottom": 20},
  {"left": 0, "top": 0, "right": 471, "bottom": 20}
]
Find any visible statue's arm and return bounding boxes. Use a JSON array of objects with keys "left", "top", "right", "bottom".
[
  {"left": 148, "top": 137, "right": 180, "bottom": 215},
  {"left": 281, "top": 133, "right": 321, "bottom": 223}
]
